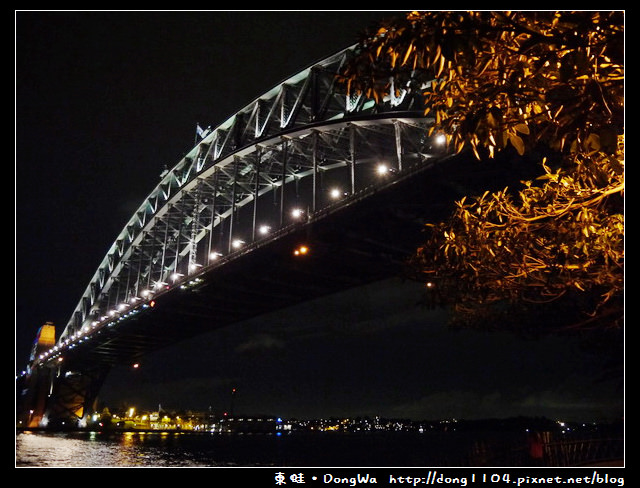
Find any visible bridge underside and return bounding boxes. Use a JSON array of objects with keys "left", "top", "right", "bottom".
[{"left": 57, "top": 149, "right": 539, "bottom": 372}]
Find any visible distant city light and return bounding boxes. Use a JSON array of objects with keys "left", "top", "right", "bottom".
[{"left": 294, "top": 245, "right": 309, "bottom": 256}]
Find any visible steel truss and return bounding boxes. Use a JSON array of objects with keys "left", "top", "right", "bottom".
[{"left": 50, "top": 46, "right": 439, "bottom": 356}]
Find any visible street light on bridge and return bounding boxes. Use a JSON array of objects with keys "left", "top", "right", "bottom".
[
  {"left": 434, "top": 133, "right": 447, "bottom": 146},
  {"left": 293, "top": 245, "right": 310, "bottom": 257}
]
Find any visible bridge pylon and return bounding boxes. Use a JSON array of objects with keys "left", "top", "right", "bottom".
[{"left": 17, "top": 322, "right": 110, "bottom": 429}]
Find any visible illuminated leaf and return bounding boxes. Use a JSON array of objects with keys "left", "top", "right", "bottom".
[
  {"left": 339, "top": 11, "right": 624, "bottom": 333},
  {"left": 508, "top": 133, "right": 525, "bottom": 155}
]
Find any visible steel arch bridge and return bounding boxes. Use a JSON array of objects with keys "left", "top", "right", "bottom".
[{"left": 18, "top": 45, "right": 459, "bottom": 428}]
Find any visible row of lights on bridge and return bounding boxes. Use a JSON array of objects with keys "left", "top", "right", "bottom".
[
  {"left": 33, "top": 204, "right": 319, "bottom": 366},
  {"left": 31, "top": 155, "right": 449, "bottom": 367}
]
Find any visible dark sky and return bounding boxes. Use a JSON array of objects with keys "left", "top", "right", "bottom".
[{"left": 15, "top": 10, "right": 623, "bottom": 423}]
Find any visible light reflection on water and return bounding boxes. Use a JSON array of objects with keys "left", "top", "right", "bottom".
[
  {"left": 16, "top": 429, "right": 495, "bottom": 467},
  {"left": 16, "top": 430, "right": 236, "bottom": 467}
]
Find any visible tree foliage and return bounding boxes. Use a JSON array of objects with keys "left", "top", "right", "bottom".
[{"left": 338, "top": 11, "right": 624, "bottom": 332}]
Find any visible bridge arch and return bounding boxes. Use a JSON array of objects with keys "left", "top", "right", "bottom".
[{"left": 46, "top": 46, "right": 440, "bottom": 355}]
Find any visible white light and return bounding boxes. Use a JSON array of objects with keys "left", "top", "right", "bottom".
[
  {"left": 189, "top": 263, "right": 202, "bottom": 272},
  {"left": 434, "top": 133, "right": 447, "bottom": 146},
  {"left": 330, "top": 188, "right": 342, "bottom": 199},
  {"left": 258, "top": 225, "right": 271, "bottom": 235},
  {"left": 377, "top": 164, "right": 389, "bottom": 175},
  {"left": 291, "top": 208, "right": 304, "bottom": 219},
  {"left": 232, "top": 239, "right": 245, "bottom": 249},
  {"left": 209, "top": 251, "right": 222, "bottom": 260}
]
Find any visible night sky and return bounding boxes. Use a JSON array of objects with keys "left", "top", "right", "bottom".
[{"left": 15, "top": 11, "right": 623, "bottom": 422}]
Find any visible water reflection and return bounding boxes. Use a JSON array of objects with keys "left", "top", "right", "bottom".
[{"left": 16, "top": 430, "right": 212, "bottom": 467}]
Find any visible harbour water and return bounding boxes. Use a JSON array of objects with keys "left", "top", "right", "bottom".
[{"left": 15, "top": 429, "right": 511, "bottom": 468}]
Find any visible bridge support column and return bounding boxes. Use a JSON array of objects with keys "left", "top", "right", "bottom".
[
  {"left": 17, "top": 322, "right": 112, "bottom": 430},
  {"left": 16, "top": 322, "right": 56, "bottom": 428},
  {"left": 349, "top": 123, "right": 356, "bottom": 194},
  {"left": 312, "top": 131, "right": 318, "bottom": 212},
  {"left": 394, "top": 120, "right": 403, "bottom": 172},
  {"left": 228, "top": 157, "right": 239, "bottom": 253},
  {"left": 18, "top": 361, "right": 111, "bottom": 430},
  {"left": 279, "top": 139, "right": 288, "bottom": 227},
  {"left": 41, "top": 364, "right": 111, "bottom": 429},
  {"left": 16, "top": 364, "right": 52, "bottom": 428}
]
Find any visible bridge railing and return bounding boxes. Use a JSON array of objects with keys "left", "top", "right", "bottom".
[
  {"left": 544, "top": 438, "right": 624, "bottom": 467},
  {"left": 469, "top": 437, "right": 624, "bottom": 467}
]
